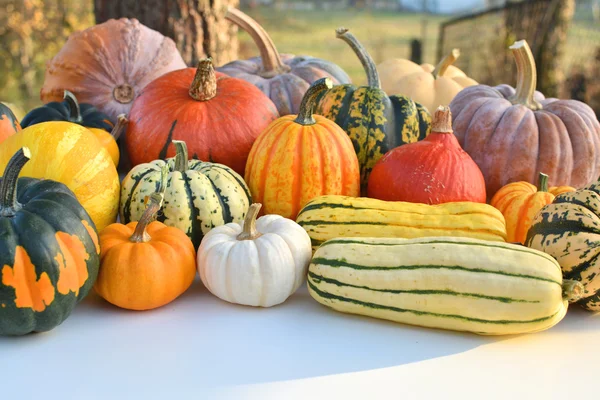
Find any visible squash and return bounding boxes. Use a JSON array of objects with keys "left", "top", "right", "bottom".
[
  {"left": 0, "top": 122, "right": 120, "bottom": 231},
  {"left": 96, "top": 192, "right": 196, "bottom": 311},
  {"left": 40, "top": 18, "right": 186, "bottom": 122},
  {"left": 313, "top": 28, "right": 431, "bottom": 194},
  {"left": 0, "top": 103, "right": 21, "bottom": 144},
  {"left": 491, "top": 172, "right": 555, "bottom": 244},
  {"left": 126, "top": 58, "right": 279, "bottom": 175},
  {"left": 245, "top": 78, "right": 360, "bottom": 220},
  {"left": 96, "top": 114, "right": 127, "bottom": 167},
  {"left": 549, "top": 185, "right": 575, "bottom": 197},
  {"left": 367, "top": 106, "right": 485, "bottom": 204},
  {"left": 526, "top": 179, "right": 600, "bottom": 311},
  {"left": 377, "top": 48, "right": 478, "bottom": 113},
  {"left": 296, "top": 195, "right": 507, "bottom": 251},
  {"left": 120, "top": 140, "right": 252, "bottom": 248},
  {"left": 197, "top": 203, "right": 312, "bottom": 307},
  {"left": 0, "top": 148, "right": 100, "bottom": 335},
  {"left": 308, "top": 236, "right": 583, "bottom": 335},
  {"left": 450, "top": 40, "right": 600, "bottom": 199},
  {"left": 217, "top": 8, "right": 351, "bottom": 116}
]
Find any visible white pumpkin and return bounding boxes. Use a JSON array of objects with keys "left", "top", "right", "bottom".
[{"left": 197, "top": 203, "right": 312, "bottom": 307}]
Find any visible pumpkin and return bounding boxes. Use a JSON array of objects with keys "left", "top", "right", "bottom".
[
  {"left": 216, "top": 7, "right": 351, "bottom": 116},
  {"left": 491, "top": 172, "right": 555, "bottom": 244},
  {"left": 126, "top": 58, "right": 279, "bottom": 175},
  {"left": 97, "top": 114, "right": 127, "bottom": 167},
  {"left": 198, "top": 203, "right": 312, "bottom": 307},
  {"left": 377, "top": 48, "right": 478, "bottom": 113},
  {"left": 40, "top": 18, "right": 186, "bottom": 122},
  {"left": 0, "top": 148, "right": 100, "bottom": 335},
  {"left": 96, "top": 192, "right": 196, "bottom": 311},
  {"left": 120, "top": 140, "right": 252, "bottom": 248},
  {"left": 450, "top": 40, "right": 600, "bottom": 199},
  {"left": 549, "top": 185, "right": 576, "bottom": 197},
  {"left": 367, "top": 106, "right": 486, "bottom": 204},
  {"left": 0, "top": 122, "right": 120, "bottom": 231},
  {"left": 245, "top": 78, "right": 360, "bottom": 220},
  {"left": 0, "top": 103, "right": 21, "bottom": 144},
  {"left": 313, "top": 28, "right": 431, "bottom": 194}
]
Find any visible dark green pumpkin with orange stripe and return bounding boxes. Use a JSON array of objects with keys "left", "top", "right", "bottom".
[
  {"left": 0, "top": 148, "right": 100, "bottom": 336},
  {"left": 314, "top": 28, "right": 431, "bottom": 194}
]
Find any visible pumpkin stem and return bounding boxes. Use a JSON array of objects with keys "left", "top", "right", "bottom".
[
  {"left": 237, "top": 203, "right": 262, "bottom": 241},
  {"left": 335, "top": 27, "right": 380, "bottom": 89},
  {"left": 111, "top": 114, "right": 128, "bottom": 141},
  {"left": 189, "top": 58, "right": 217, "bottom": 101},
  {"left": 130, "top": 193, "right": 164, "bottom": 243},
  {"left": 0, "top": 147, "right": 30, "bottom": 217},
  {"left": 294, "top": 78, "right": 333, "bottom": 126},
  {"left": 537, "top": 173, "right": 549, "bottom": 192},
  {"left": 432, "top": 49, "right": 460, "bottom": 79},
  {"left": 431, "top": 106, "right": 453, "bottom": 133},
  {"left": 508, "top": 40, "right": 543, "bottom": 110},
  {"left": 225, "top": 7, "right": 291, "bottom": 77},
  {"left": 172, "top": 140, "right": 188, "bottom": 173},
  {"left": 63, "top": 90, "right": 82, "bottom": 123},
  {"left": 562, "top": 279, "right": 584, "bottom": 303}
]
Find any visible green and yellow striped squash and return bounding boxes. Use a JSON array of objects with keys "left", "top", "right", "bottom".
[
  {"left": 526, "top": 183, "right": 600, "bottom": 311},
  {"left": 308, "top": 236, "right": 583, "bottom": 335},
  {"left": 120, "top": 140, "right": 251, "bottom": 248},
  {"left": 314, "top": 28, "right": 430, "bottom": 195},
  {"left": 296, "top": 195, "right": 507, "bottom": 251}
]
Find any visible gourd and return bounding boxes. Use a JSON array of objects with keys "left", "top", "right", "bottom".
[
  {"left": 245, "top": 78, "right": 360, "bottom": 220},
  {"left": 367, "top": 106, "right": 486, "bottom": 204},
  {"left": 308, "top": 236, "right": 583, "bottom": 335},
  {"left": 491, "top": 172, "right": 555, "bottom": 244},
  {"left": 526, "top": 179, "right": 600, "bottom": 311},
  {"left": 217, "top": 8, "right": 351, "bottom": 116},
  {"left": 0, "top": 122, "right": 120, "bottom": 231},
  {"left": 314, "top": 28, "right": 431, "bottom": 194},
  {"left": 296, "top": 195, "right": 507, "bottom": 251},
  {"left": 0, "top": 103, "right": 21, "bottom": 144},
  {"left": 377, "top": 48, "right": 478, "bottom": 113},
  {"left": 450, "top": 40, "right": 600, "bottom": 199},
  {"left": 126, "top": 58, "right": 279, "bottom": 175},
  {"left": 120, "top": 140, "right": 252, "bottom": 248},
  {"left": 40, "top": 18, "right": 186, "bottom": 122},
  {"left": 0, "top": 148, "right": 100, "bottom": 335},
  {"left": 96, "top": 192, "right": 196, "bottom": 311},
  {"left": 198, "top": 203, "right": 312, "bottom": 307}
]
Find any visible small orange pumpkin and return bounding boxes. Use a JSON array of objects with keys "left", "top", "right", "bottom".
[
  {"left": 549, "top": 185, "right": 575, "bottom": 197},
  {"left": 95, "top": 191, "right": 196, "bottom": 310},
  {"left": 490, "top": 172, "right": 555, "bottom": 244}
]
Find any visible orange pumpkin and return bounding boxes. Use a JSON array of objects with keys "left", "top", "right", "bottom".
[
  {"left": 245, "top": 78, "right": 360, "bottom": 219},
  {"left": 95, "top": 192, "right": 196, "bottom": 311},
  {"left": 549, "top": 185, "right": 575, "bottom": 197},
  {"left": 490, "top": 172, "right": 555, "bottom": 244}
]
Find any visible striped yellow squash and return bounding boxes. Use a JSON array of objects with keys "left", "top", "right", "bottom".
[
  {"left": 308, "top": 236, "right": 583, "bottom": 335},
  {"left": 296, "top": 195, "right": 507, "bottom": 250}
]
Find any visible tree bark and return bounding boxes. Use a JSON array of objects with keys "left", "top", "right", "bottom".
[{"left": 94, "top": 0, "right": 239, "bottom": 67}]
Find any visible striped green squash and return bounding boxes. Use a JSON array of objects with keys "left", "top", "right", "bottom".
[
  {"left": 308, "top": 236, "right": 583, "bottom": 335},
  {"left": 120, "top": 140, "right": 251, "bottom": 248},
  {"left": 314, "top": 28, "right": 430, "bottom": 195}
]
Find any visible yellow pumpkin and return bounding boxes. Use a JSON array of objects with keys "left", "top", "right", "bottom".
[
  {"left": 87, "top": 114, "right": 127, "bottom": 167},
  {"left": 377, "top": 49, "right": 478, "bottom": 113}
]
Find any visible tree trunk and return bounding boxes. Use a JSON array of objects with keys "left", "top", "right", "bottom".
[{"left": 94, "top": 0, "right": 240, "bottom": 67}]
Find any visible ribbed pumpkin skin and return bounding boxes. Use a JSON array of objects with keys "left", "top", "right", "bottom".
[
  {"left": 245, "top": 116, "right": 360, "bottom": 220},
  {"left": 0, "top": 103, "right": 21, "bottom": 143},
  {"left": 549, "top": 185, "right": 575, "bottom": 196},
  {"left": 0, "top": 122, "right": 120, "bottom": 231},
  {"left": 0, "top": 178, "right": 100, "bottom": 335},
  {"left": 296, "top": 195, "right": 507, "bottom": 251},
  {"left": 20, "top": 102, "right": 113, "bottom": 132},
  {"left": 308, "top": 236, "right": 570, "bottom": 335},
  {"left": 120, "top": 158, "right": 252, "bottom": 248},
  {"left": 126, "top": 67, "right": 279, "bottom": 175}
]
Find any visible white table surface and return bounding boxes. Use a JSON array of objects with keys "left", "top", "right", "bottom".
[{"left": 2, "top": 278, "right": 598, "bottom": 400}]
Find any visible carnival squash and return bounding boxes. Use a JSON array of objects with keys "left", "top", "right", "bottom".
[
  {"left": 245, "top": 78, "right": 360, "bottom": 220},
  {"left": 217, "top": 7, "right": 351, "bottom": 116},
  {"left": 0, "top": 103, "right": 21, "bottom": 144}
]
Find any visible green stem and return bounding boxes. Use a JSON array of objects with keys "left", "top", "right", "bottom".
[
  {"left": 111, "top": 114, "right": 128, "bottom": 141},
  {"left": 562, "top": 279, "right": 584, "bottom": 303},
  {"left": 335, "top": 27, "right": 380, "bottom": 89},
  {"left": 130, "top": 193, "right": 164, "bottom": 243},
  {"left": 508, "top": 40, "right": 543, "bottom": 110},
  {"left": 172, "top": 140, "right": 188, "bottom": 172},
  {"left": 294, "top": 78, "right": 333, "bottom": 125},
  {"left": 189, "top": 59, "right": 217, "bottom": 101},
  {"left": 63, "top": 90, "right": 82, "bottom": 123},
  {"left": 432, "top": 48, "right": 460, "bottom": 79},
  {"left": 0, "top": 148, "right": 30, "bottom": 217},
  {"left": 237, "top": 203, "right": 262, "bottom": 240},
  {"left": 537, "top": 172, "right": 549, "bottom": 192}
]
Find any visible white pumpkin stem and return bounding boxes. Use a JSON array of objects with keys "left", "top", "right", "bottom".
[
  {"left": 111, "top": 114, "right": 128, "bottom": 141},
  {"left": 294, "top": 78, "right": 333, "bottom": 126},
  {"left": 508, "top": 40, "right": 543, "bottom": 110},
  {"left": 237, "top": 203, "right": 262, "bottom": 241},
  {"left": 431, "top": 106, "right": 453, "bottom": 133},
  {"left": 172, "top": 140, "right": 188, "bottom": 173},
  {"left": 63, "top": 90, "right": 83, "bottom": 123},
  {"left": 130, "top": 193, "right": 164, "bottom": 243},
  {"left": 189, "top": 58, "right": 217, "bottom": 101},
  {"left": 537, "top": 173, "right": 549, "bottom": 192},
  {"left": 562, "top": 279, "right": 584, "bottom": 303},
  {"left": 0, "top": 147, "right": 30, "bottom": 217},
  {"left": 335, "top": 27, "right": 380, "bottom": 89},
  {"left": 432, "top": 48, "right": 460, "bottom": 79}
]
